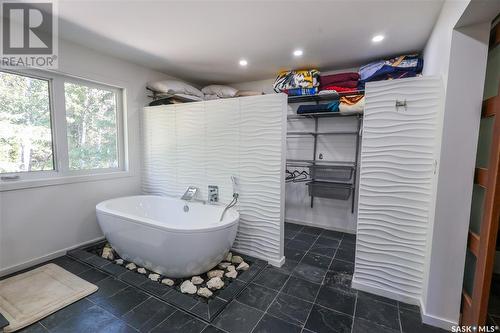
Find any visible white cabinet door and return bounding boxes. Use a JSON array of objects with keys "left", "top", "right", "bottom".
[{"left": 353, "top": 76, "right": 443, "bottom": 302}]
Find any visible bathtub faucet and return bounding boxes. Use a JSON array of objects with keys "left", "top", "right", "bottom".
[
  {"left": 181, "top": 186, "right": 206, "bottom": 209},
  {"left": 181, "top": 186, "right": 198, "bottom": 201}
]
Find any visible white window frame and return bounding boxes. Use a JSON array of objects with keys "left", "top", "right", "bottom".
[{"left": 0, "top": 68, "right": 129, "bottom": 191}]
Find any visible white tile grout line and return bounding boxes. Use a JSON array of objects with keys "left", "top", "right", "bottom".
[
  {"left": 146, "top": 307, "right": 183, "bottom": 333},
  {"left": 210, "top": 264, "right": 272, "bottom": 332},
  {"left": 244, "top": 258, "right": 301, "bottom": 332},
  {"left": 72, "top": 252, "right": 269, "bottom": 329},
  {"left": 73, "top": 260, "right": 200, "bottom": 333},
  {"left": 84, "top": 295, "right": 140, "bottom": 332},
  {"left": 35, "top": 267, "right": 129, "bottom": 332},
  {"left": 79, "top": 269, "right": 192, "bottom": 333},
  {"left": 56, "top": 227, "right": 347, "bottom": 333},
  {"left": 248, "top": 268, "right": 295, "bottom": 333},
  {"left": 299, "top": 230, "right": 346, "bottom": 333},
  {"left": 397, "top": 302, "right": 403, "bottom": 333},
  {"left": 246, "top": 229, "right": 326, "bottom": 333},
  {"left": 350, "top": 293, "right": 358, "bottom": 333}
]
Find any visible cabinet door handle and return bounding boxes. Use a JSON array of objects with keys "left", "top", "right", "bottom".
[{"left": 396, "top": 99, "right": 407, "bottom": 111}]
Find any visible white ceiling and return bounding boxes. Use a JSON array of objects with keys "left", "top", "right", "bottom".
[{"left": 56, "top": 0, "right": 445, "bottom": 84}]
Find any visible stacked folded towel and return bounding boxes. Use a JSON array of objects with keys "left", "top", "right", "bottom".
[
  {"left": 319, "top": 72, "right": 360, "bottom": 93},
  {"left": 273, "top": 69, "right": 320, "bottom": 96},
  {"left": 339, "top": 95, "right": 364, "bottom": 114},
  {"left": 358, "top": 54, "right": 423, "bottom": 89},
  {"left": 297, "top": 101, "right": 340, "bottom": 114}
]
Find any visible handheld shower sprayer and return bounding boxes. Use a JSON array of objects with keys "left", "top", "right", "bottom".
[
  {"left": 220, "top": 176, "right": 239, "bottom": 222},
  {"left": 231, "top": 175, "right": 239, "bottom": 200}
]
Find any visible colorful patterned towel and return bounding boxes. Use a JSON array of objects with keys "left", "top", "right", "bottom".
[
  {"left": 359, "top": 54, "right": 423, "bottom": 84},
  {"left": 274, "top": 69, "right": 320, "bottom": 93}
]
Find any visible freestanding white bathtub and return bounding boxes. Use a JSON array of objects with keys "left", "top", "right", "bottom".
[{"left": 96, "top": 195, "right": 239, "bottom": 278}]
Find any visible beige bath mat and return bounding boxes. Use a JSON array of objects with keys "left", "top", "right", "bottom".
[{"left": 0, "top": 263, "right": 98, "bottom": 332}]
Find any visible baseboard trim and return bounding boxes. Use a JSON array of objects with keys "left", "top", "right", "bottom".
[
  {"left": 351, "top": 278, "right": 420, "bottom": 305},
  {"left": 268, "top": 255, "right": 285, "bottom": 268},
  {"left": 285, "top": 218, "right": 356, "bottom": 234},
  {"left": 0, "top": 236, "right": 105, "bottom": 278},
  {"left": 351, "top": 278, "right": 457, "bottom": 330},
  {"left": 420, "top": 298, "right": 458, "bottom": 330}
]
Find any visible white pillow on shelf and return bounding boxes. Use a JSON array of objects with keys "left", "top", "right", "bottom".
[
  {"left": 204, "top": 94, "right": 220, "bottom": 101},
  {"left": 201, "top": 85, "right": 238, "bottom": 98},
  {"left": 147, "top": 80, "right": 204, "bottom": 98}
]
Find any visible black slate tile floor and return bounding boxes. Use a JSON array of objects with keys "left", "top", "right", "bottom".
[
  {"left": 267, "top": 292, "right": 313, "bottom": 326},
  {"left": 252, "top": 313, "right": 302, "bottom": 333},
  {"left": 121, "top": 297, "right": 176, "bottom": 332},
  {"left": 281, "top": 276, "right": 320, "bottom": 303},
  {"left": 150, "top": 310, "right": 206, "bottom": 333},
  {"left": 236, "top": 283, "right": 277, "bottom": 311},
  {"left": 213, "top": 301, "right": 263, "bottom": 333},
  {"left": 0, "top": 313, "right": 9, "bottom": 331},
  {"left": 9, "top": 222, "right": 450, "bottom": 333}
]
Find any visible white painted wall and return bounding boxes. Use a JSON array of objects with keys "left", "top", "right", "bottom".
[
  {"left": 420, "top": 0, "right": 498, "bottom": 329},
  {"left": 422, "top": 23, "right": 490, "bottom": 328},
  {"left": 141, "top": 95, "right": 287, "bottom": 265},
  {"left": 231, "top": 68, "right": 360, "bottom": 233},
  {"left": 422, "top": 0, "right": 470, "bottom": 86},
  {"left": 0, "top": 39, "right": 175, "bottom": 276}
]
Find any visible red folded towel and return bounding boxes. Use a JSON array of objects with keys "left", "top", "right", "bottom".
[
  {"left": 320, "top": 73, "right": 360, "bottom": 87},
  {"left": 321, "top": 85, "right": 358, "bottom": 92},
  {"left": 322, "top": 80, "right": 359, "bottom": 89}
]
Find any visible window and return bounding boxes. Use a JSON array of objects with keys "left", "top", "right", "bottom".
[
  {"left": 0, "top": 69, "right": 126, "bottom": 187},
  {"left": 0, "top": 72, "right": 54, "bottom": 173},
  {"left": 65, "top": 82, "right": 119, "bottom": 170}
]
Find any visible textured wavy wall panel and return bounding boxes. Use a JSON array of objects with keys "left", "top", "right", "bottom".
[
  {"left": 142, "top": 94, "right": 287, "bottom": 264},
  {"left": 235, "top": 95, "right": 285, "bottom": 260},
  {"left": 176, "top": 103, "right": 207, "bottom": 198},
  {"left": 353, "top": 77, "right": 442, "bottom": 301},
  {"left": 142, "top": 107, "right": 177, "bottom": 197},
  {"left": 205, "top": 99, "right": 240, "bottom": 204}
]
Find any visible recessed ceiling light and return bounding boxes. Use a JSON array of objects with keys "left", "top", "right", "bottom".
[
  {"left": 372, "top": 35, "right": 385, "bottom": 43},
  {"left": 293, "top": 49, "right": 303, "bottom": 57},
  {"left": 239, "top": 59, "right": 248, "bottom": 66}
]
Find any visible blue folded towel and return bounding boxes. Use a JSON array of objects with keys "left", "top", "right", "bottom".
[{"left": 297, "top": 101, "right": 340, "bottom": 114}]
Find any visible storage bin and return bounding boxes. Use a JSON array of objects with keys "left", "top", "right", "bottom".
[
  {"left": 307, "top": 181, "right": 352, "bottom": 200},
  {"left": 309, "top": 165, "right": 353, "bottom": 182}
]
